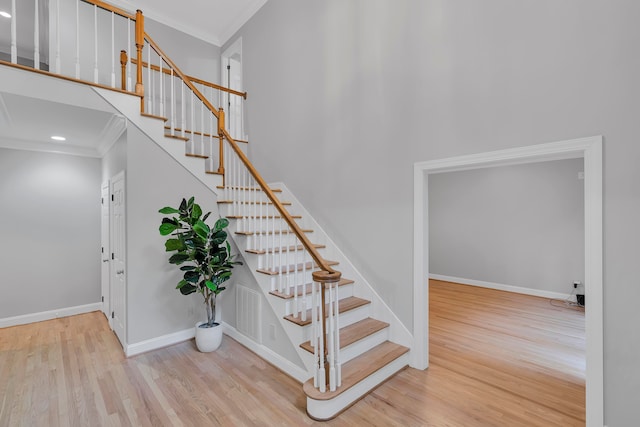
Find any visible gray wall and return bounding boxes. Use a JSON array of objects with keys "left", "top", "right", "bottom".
[
  {"left": 0, "top": 147, "right": 101, "bottom": 318},
  {"left": 229, "top": 0, "right": 640, "bottom": 423},
  {"left": 145, "top": 18, "right": 221, "bottom": 83},
  {"left": 429, "top": 159, "right": 584, "bottom": 294},
  {"left": 102, "top": 131, "right": 127, "bottom": 184}
]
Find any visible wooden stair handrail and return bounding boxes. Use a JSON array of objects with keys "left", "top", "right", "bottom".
[
  {"left": 130, "top": 58, "right": 247, "bottom": 99},
  {"left": 144, "top": 33, "right": 220, "bottom": 120},
  {"left": 81, "top": 0, "right": 135, "bottom": 20},
  {"left": 221, "top": 129, "right": 338, "bottom": 276}
]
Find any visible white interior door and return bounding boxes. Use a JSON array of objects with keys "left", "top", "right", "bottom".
[
  {"left": 110, "top": 171, "right": 126, "bottom": 347},
  {"left": 101, "top": 182, "right": 110, "bottom": 321}
]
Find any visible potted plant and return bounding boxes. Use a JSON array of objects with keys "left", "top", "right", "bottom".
[{"left": 159, "top": 197, "right": 242, "bottom": 352}]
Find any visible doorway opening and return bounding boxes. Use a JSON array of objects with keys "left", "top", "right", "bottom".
[
  {"left": 412, "top": 136, "right": 603, "bottom": 426},
  {"left": 221, "top": 38, "right": 245, "bottom": 141}
]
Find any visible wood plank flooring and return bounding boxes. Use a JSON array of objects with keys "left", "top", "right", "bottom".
[{"left": 0, "top": 280, "right": 585, "bottom": 426}]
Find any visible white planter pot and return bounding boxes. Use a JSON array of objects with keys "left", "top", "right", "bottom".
[{"left": 195, "top": 322, "right": 223, "bottom": 352}]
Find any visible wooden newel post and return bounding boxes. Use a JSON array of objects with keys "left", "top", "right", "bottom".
[
  {"left": 134, "top": 9, "right": 145, "bottom": 104},
  {"left": 120, "top": 50, "right": 128, "bottom": 91},
  {"left": 217, "top": 108, "right": 225, "bottom": 175},
  {"left": 312, "top": 269, "right": 342, "bottom": 389}
]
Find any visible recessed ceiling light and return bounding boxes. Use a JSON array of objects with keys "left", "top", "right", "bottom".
[
  {"left": 51, "top": 136, "right": 66, "bottom": 141},
  {"left": 0, "top": 11, "right": 11, "bottom": 19}
]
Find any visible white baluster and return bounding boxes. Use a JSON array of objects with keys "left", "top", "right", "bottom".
[
  {"left": 147, "top": 41, "right": 152, "bottom": 113},
  {"left": 181, "top": 82, "right": 185, "bottom": 138},
  {"left": 317, "top": 280, "right": 326, "bottom": 393},
  {"left": 159, "top": 57, "right": 164, "bottom": 118},
  {"left": 111, "top": 12, "right": 115, "bottom": 87},
  {"left": 55, "top": 0, "right": 60, "bottom": 73},
  {"left": 328, "top": 283, "right": 336, "bottom": 392},
  {"left": 301, "top": 242, "right": 307, "bottom": 322},
  {"left": 200, "top": 93, "right": 204, "bottom": 156},
  {"left": 190, "top": 92, "right": 195, "bottom": 154},
  {"left": 334, "top": 281, "right": 342, "bottom": 387},
  {"left": 10, "top": 0, "right": 16, "bottom": 64},
  {"left": 170, "top": 70, "right": 175, "bottom": 135},
  {"left": 93, "top": 4, "right": 98, "bottom": 83},
  {"left": 33, "top": 0, "right": 39, "bottom": 70},
  {"left": 312, "top": 280, "right": 318, "bottom": 388},
  {"left": 127, "top": 19, "right": 132, "bottom": 90},
  {"left": 75, "top": 0, "right": 79, "bottom": 78}
]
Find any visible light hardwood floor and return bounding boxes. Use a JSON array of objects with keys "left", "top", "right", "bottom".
[{"left": 0, "top": 280, "right": 585, "bottom": 426}]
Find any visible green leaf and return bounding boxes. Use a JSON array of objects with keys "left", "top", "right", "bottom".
[
  {"left": 176, "top": 279, "right": 188, "bottom": 289},
  {"left": 179, "top": 283, "right": 197, "bottom": 295},
  {"left": 202, "top": 211, "right": 211, "bottom": 222},
  {"left": 159, "top": 222, "right": 178, "bottom": 236},
  {"left": 169, "top": 253, "right": 189, "bottom": 264},
  {"left": 159, "top": 206, "right": 180, "bottom": 214},
  {"left": 180, "top": 265, "right": 196, "bottom": 271},
  {"left": 193, "top": 220, "right": 210, "bottom": 240},
  {"left": 214, "top": 217, "right": 229, "bottom": 231},
  {"left": 164, "top": 238, "right": 185, "bottom": 252},
  {"left": 187, "top": 197, "right": 195, "bottom": 208},
  {"left": 205, "top": 280, "right": 217, "bottom": 292},
  {"left": 192, "top": 204, "right": 202, "bottom": 220},
  {"left": 184, "top": 270, "right": 200, "bottom": 283},
  {"left": 179, "top": 198, "right": 187, "bottom": 211}
]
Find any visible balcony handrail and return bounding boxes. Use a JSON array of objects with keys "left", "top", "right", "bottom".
[
  {"left": 129, "top": 57, "right": 247, "bottom": 99},
  {"left": 82, "top": 0, "right": 136, "bottom": 20}
]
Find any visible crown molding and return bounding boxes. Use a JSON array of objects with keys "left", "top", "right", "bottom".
[
  {"left": 97, "top": 114, "right": 127, "bottom": 156},
  {"left": 218, "top": 0, "right": 268, "bottom": 46},
  {"left": 0, "top": 136, "right": 101, "bottom": 158}
]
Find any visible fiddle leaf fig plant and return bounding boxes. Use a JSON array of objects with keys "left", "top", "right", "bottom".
[{"left": 159, "top": 197, "right": 242, "bottom": 327}]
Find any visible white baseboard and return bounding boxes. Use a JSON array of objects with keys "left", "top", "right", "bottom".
[
  {"left": 429, "top": 274, "right": 573, "bottom": 301},
  {"left": 0, "top": 302, "right": 103, "bottom": 329},
  {"left": 126, "top": 327, "right": 195, "bottom": 357},
  {"left": 222, "top": 322, "right": 311, "bottom": 384}
]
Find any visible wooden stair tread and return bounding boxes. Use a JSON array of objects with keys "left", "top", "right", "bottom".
[
  {"left": 303, "top": 341, "right": 409, "bottom": 400},
  {"left": 236, "top": 228, "right": 313, "bottom": 236},
  {"left": 217, "top": 200, "right": 292, "bottom": 206},
  {"left": 257, "top": 260, "right": 338, "bottom": 276},
  {"left": 269, "top": 278, "right": 354, "bottom": 299},
  {"left": 185, "top": 153, "right": 208, "bottom": 159},
  {"left": 300, "top": 318, "right": 389, "bottom": 354},
  {"left": 141, "top": 112, "right": 168, "bottom": 122},
  {"left": 284, "top": 296, "right": 370, "bottom": 326},
  {"left": 164, "top": 134, "right": 189, "bottom": 141},
  {"left": 164, "top": 126, "right": 220, "bottom": 139},
  {"left": 217, "top": 185, "right": 282, "bottom": 193},
  {"left": 246, "top": 243, "right": 325, "bottom": 255},
  {"left": 205, "top": 170, "right": 224, "bottom": 176}
]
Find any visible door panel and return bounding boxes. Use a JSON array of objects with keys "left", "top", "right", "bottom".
[
  {"left": 101, "top": 183, "right": 110, "bottom": 320},
  {"left": 110, "top": 172, "right": 126, "bottom": 346}
]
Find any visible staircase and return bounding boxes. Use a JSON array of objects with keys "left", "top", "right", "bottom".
[{"left": 0, "top": 0, "right": 412, "bottom": 420}]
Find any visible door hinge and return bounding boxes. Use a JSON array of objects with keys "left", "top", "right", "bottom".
[
  {"left": 111, "top": 253, "right": 114, "bottom": 260},
  {"left": 101, "top": 197, "right": 104, "bottom": 205},
  {"left": 111, "top": 194, "right": 114, "bottom": 202},
  {"left": 111, "top": 311, "right": 114, "bottom": 319},
  {"left": 227, "top": 65, "right": 230, "bottom": 70},
  {"left": 101, "top": 246, "right": 104, "bottom": 253},
  {"left": 102, "top": 296, "right": 104, "bottom": 302}
]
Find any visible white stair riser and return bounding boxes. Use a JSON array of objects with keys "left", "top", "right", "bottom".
[
  {"left": 235, "top": 233, "right": 312, "bottom": 250},
  {"left": 255, "top": 249, "right": 327, "bottom": 270},
  {"left": 300, "top": 327, "right": 389, "bottom": 366},
  {"left": 337, "top": 328, "right": 389, "bottom": 364},
  {"left": 230, "top": 217, "right": 305, "bottom": 231},
  {"left": 306, "top": 353, "right": 410, "bottom": 421}
]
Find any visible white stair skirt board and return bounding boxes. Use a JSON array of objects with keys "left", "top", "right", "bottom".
[
  {"left": 222, "top": 322, "right": 311, "bottom": 383},
  {"left": 126, "top": 328, "right": 195, "bottom": 357},
  {"left": 306, "top": 352, "right": 410, "bottom": 421},
  {"left": 0, "top": 302, "right": 102, "bottom": 328},
  {"left": 429, "top": 274, "right": 574, "bottom": 301}
]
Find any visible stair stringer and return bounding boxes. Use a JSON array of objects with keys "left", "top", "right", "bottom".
[
  {"left": 272, "top": 182, "right": 414, "bottom": 351},
  {"left": 91, "top": 87, "right": 224, "bottom": 192}
]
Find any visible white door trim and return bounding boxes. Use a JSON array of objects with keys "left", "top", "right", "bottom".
[
  {"left": 110, "top": 170, "right": 127, "bottom": 348},
  {"left": 101, "top": 181, "right": 111, "bottom": 323},
  {"left": 412, "top": 135, "right": 603, "bottom": 427}
]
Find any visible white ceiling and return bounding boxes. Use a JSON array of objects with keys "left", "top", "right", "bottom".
[
  {"left": 0, "top": 91, "right": 125, "bottom": 158},
  {"left": 107, "top": 0, "right": 268, "bottom": 46}
]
